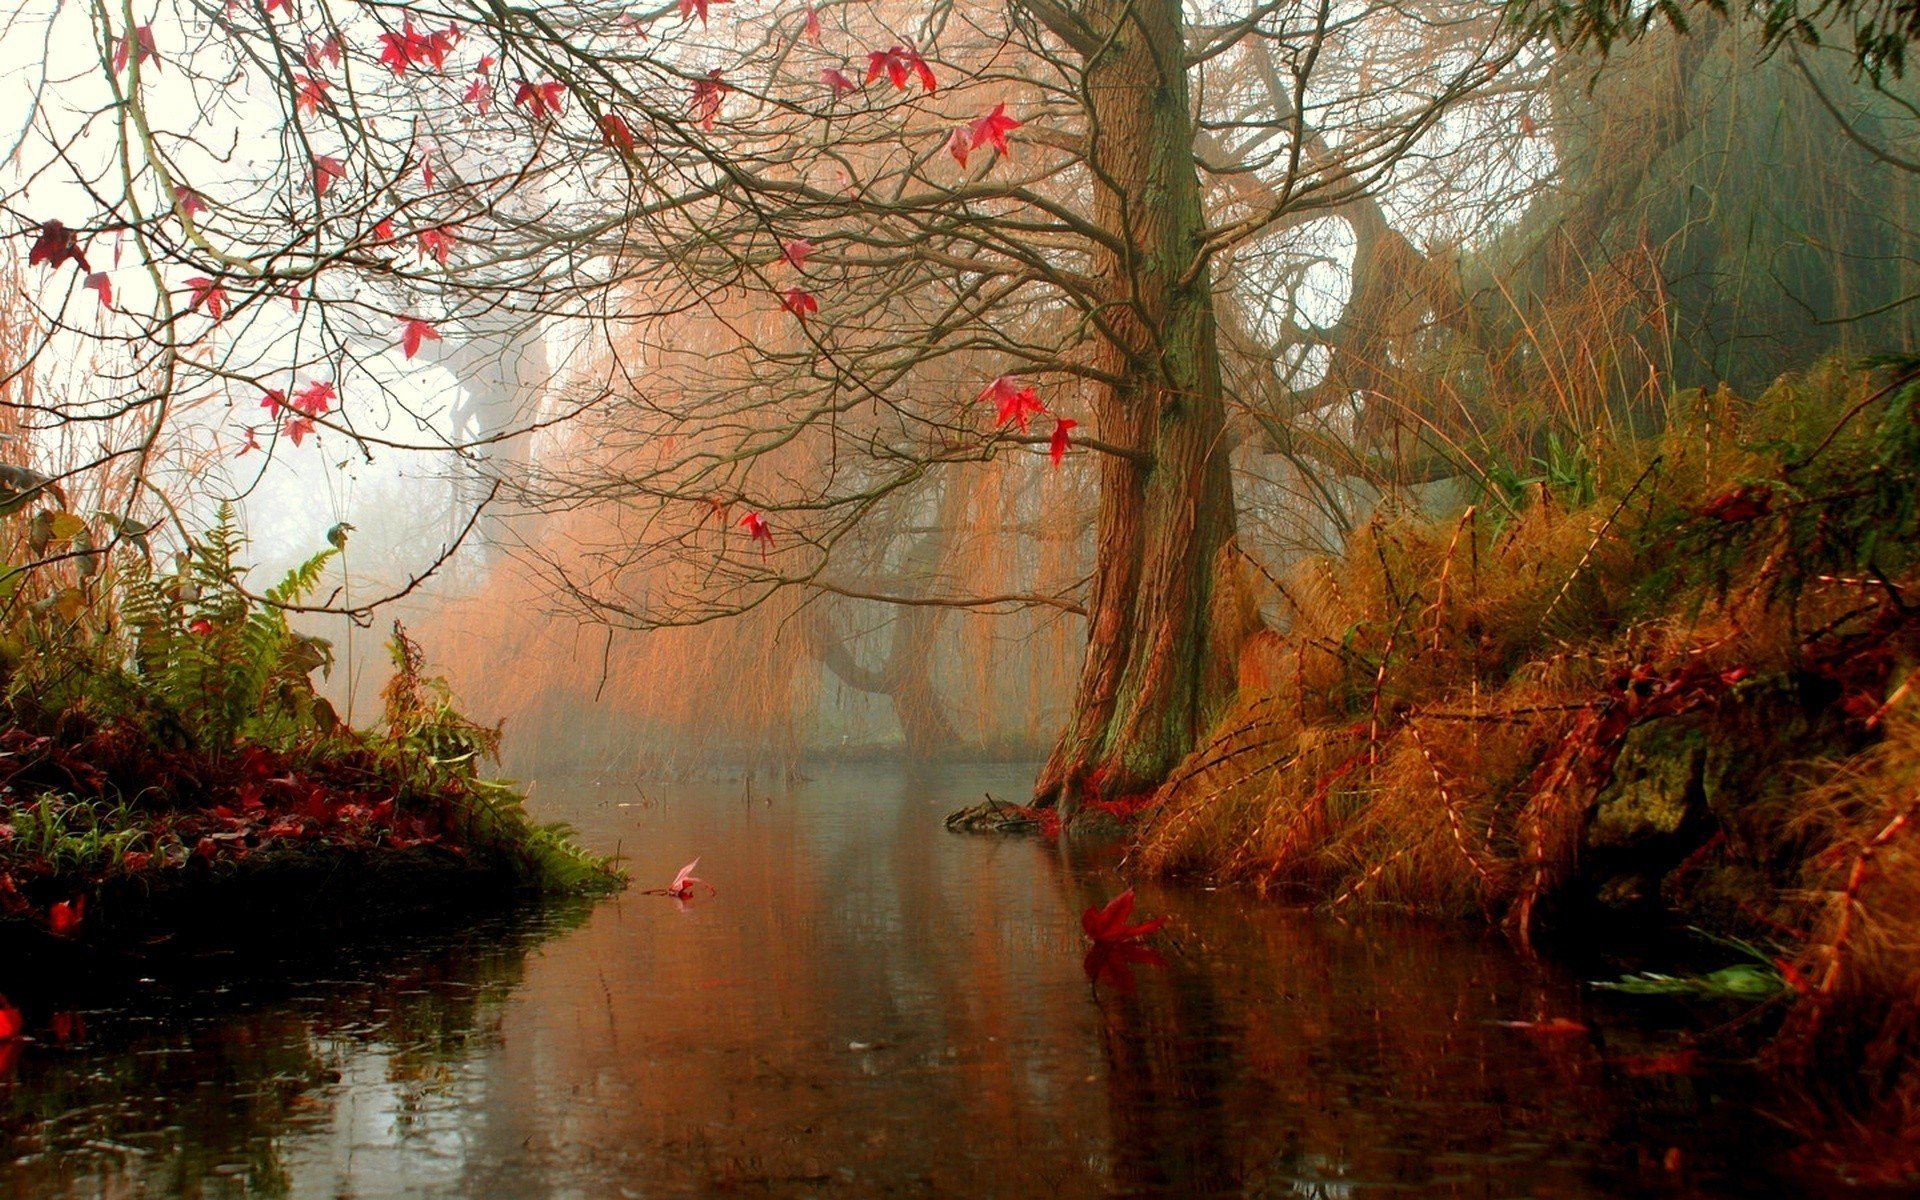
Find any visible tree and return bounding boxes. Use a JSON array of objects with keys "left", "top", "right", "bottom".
[{"left": 7, "top": 0, "right": 1518, "bottom": 801}]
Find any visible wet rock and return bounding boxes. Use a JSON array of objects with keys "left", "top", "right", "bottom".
[{"left": 1589, "top": 722, "right": 1707, "bottom": 851}]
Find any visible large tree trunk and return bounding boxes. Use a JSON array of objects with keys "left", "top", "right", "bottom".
[{"left": 1033, "top": 0, "right": 1248, "bottom": 809}]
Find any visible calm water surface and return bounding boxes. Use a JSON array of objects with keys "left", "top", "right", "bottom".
[{"left": 0, "top": 764, "right": 1810, "bottom": 1198}]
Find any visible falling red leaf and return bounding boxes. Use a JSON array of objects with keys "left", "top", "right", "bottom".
[
  {"left": 399, "top": 317, "right": 441, "bottom": 358},
  {"left": 980, "top": 375, "right": 1045, "bottom": 432},
  {"left": 293, "top": 380, "right": 335, "bottom": 416},
  {"left": 84, "top": 271, "right": 112, "bottom": 309},
  {"left": 174, "top": 185, "right": 210, "bottom": 218},
  {"left": 294, "top": 73, "right": 329, "bottom": 115},
  {"left": 184, "top": 275, "right": 229, "bottom": 320},
  {"left": 514, "top": 79, "right": 566, "bottom": 120},
  {"left": 781, "top": 286, "right": 818, "bottom": 321},
  {"left": 1049, "top": 417, "right": 1076, "bottom": 466},
  {"left": 1082, "top": 889, "right": 1166, "bottom": 945},
  {"left": 417, "top": 226, "right": 456, "bottom": 264},
  {"left": 0, "top": 996, "right": 19, "bottom": 1041},
  {"left": 739, "top": 510, "right": 774, "bottom": 555},
  {"left": 969, "top": 102, "right": 1019, "bottom": 156},
  {"left": 312, "top": 154, "right": 346, "bottom": 196},
  {"left": 678, "top": 0, "right": 728, "bottom": 24},
  {"left": 112, "top": 24, "right": 159, "bottom": 74},
  {"left": 48, "top": 895, "right": 84, "bottom": 937},
  {"left": 947, "top": 126, "right": 971, "bottom": 168},
  {"left": 421, "top": 157, "right": 436, "bottom": 186},
  {"left": 783, "top": 238, "right": 813, "bottom": 269},
  {"left": 821, "top": 67, "right": 856, "bottom": 96},
  {"left": 692, "top": 70, "right": 729, "bottom": 130},
  {"left": 803, "top": 4, "right": 821, "bottom": 42},
  {"left": 600, "top": 113, "right": 637, "bottom": 154},
  {"left": 27, "top": 221, "right": 88, "bottom": 273}
]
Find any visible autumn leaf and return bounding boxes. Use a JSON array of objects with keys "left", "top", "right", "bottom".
[
  {"left": 373, "top": 218, "right": 395, "bottom": 240},
  {"left": 174, "top": 185, "right": 210, "bottom": 218},
  {"left": 980, "top": 375, "right": 1045, "bottom": 432},
  {"left": 947, "top": 126, "right": 971, "bottom": 168},
  {"left": 666, "top": 857, "right": 714, "bottom": 898},
  {"left": 1049, "top": 417, "right": 1076, "bottom": 466},
  {"left": 399, "top": 317, "right": 441, "bottom": 358},
  {"left": 294, "top": 73, "right": 329, "bottom": 115},
  {"left": 48, "top": 895, "right": 84, "bottom": 937},
  {"left": 783, "top": 238, "right": 813, "bottom": 268},
  {"left": 803, "top": 5, "right": 821, "bottom": 42},
  {"left": 305, "top": 36, "right": 342, "bottom": 68},
  {"left": 0, "top": 995, "right": 20, "bottom": 1041},
  {"left": 27, "top": 221, "right": 88, "bottom": 273},
  {"left": 866, "top": 45, "right": 935, "bottom": 92},
  {"left": 259, "top": 387, "right": 287, "bottom": 417},
  {"left": 678, "top": 0, "right": 728, "bottom": 25},
  {"left": 1081, "top": 889, "right": 1166, "bottom": 945},
  {"left": 463, "top": 77, "right": 492, "bottom": 115},
  {"left": 84, "top": 272, "right": 112, "bottom": 309},
  {"left": 312, "top": 154, "right": 346, "bottom": 196},
  {"left": 615, "top": 11, "right": 649, "bottom": 37},
  {"left": 263, "top": 0, "right": 291, "bottom": 18},
  {"left": 969, "top": 103, "right": 1019, "bottom": 155},
  {"left": 514, "top": 79, "right": 566, "bottom": 119},
  {"left": 600, "top": 113, "right": 637, "bottom": 154},
  {"left": 293, "top": 380, "right": 335, "bottom": 416},
  {"left": 821, "top": 67, "right": 856, "bottom": 95},
  {"left": 781, "top": 286, "right": 818, "bottom": 320},
  {"left": 237, "top": 426, "right": 261, "bottom": 457},
  {"left": 112, "top": 24, "right": 159, "bottom": 74},
  {"left": 377, "top": 28, "right": 415, "bottom": 75},
  {"left": 692, "top": 70, "right": 729, "bottom": 130},
  {"left": 184, "top": 275, "right": 229, "bottom": 320},
  {"left": 739, "top": 510, "right": 774, "bottom": 555},
  {"left": 417, "top": 226, "right": 456, "bottom": 264}
]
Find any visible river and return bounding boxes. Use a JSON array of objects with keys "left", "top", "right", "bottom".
[{"left": 0, "top": 763, "right": 1814, "bottom": 1197}]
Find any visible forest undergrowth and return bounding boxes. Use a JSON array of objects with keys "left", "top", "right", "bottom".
[
  {"left": 1134, "top": 357, "right": 1920, "bottom": 1177},
  {"left": 0, "top": 507, "right": 621, "bottom": 958}
]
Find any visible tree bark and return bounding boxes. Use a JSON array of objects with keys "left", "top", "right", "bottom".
[{"left": 1033, "top": 0, "right": 1250, "bottom": 809}]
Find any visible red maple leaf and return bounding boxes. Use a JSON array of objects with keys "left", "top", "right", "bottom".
[
  {"left": 27, "top": 221, "right": 88, "bottom": 272},
  {"left": 293, "top": 380, "right": 335, "bottom": 416},
  {"left": 969, "top": 102, "right": 1019, "bottom": 155},
  {"left": 48, "top": 895, "right": 84, "bottom": 937},
  {"left": 377, "top": 28, "right": 415, "bottom": 75},
  {"left": 781, "top": 286, "right": 818, "bottom": 320},
  {"left": 417, "top": 226, "right": 456, "bottom": 264},
  {"left": 286, "top": 417, "right": 315, "bottom": 446},
  {"left": 399, "top": 317, "right": 441, "bottom": 358},
  {"left": 305, "top": 36, "right": 342, "bottom": 68},
  {"left": 463, "top": 77, "right": 492, "bottom": 115},
  {"left": 1082, "top": 941, "right": 1165, "bottom": 991},
  {"left": 312, "top": 154, "right": 346, "bottom": 196},
  {"left": 615, "top": 11, "right": 649, "bottom": 37},
  {"left": 188, "top": 618, "right": 213, "bottom": 635},
  {"left": 259, "top": 387, "right": 287, "bottom": 417},
  {"left": 980, "top": 375, "right": 1045, "bottom": 432},
  {"left": 692, "top": 70, "right": 729, "bottom": 129},
  {"left": 514, "top": 79, "right": 566, "bottom": 119},
  {"left": 1081, "top": 889, "right": 1166, "bottom": 945},
  {"left": 803, "top": 5, "right": 821, "bottom": 42},
  {"left": 174, "top": 185, "right": 210, "bottom": 218},
  {"left": 739, "top": 510, "right": 774, "bottom": 555},
  {"left": 263, "top": 0, "right": 292, "bottom": 17},
  {"left": 821, "top": 67, "right": 856, "bottom": 95},
  {"left": 185, "top": 275, "right": 229, "bottom": 320},
  {"left": 373, "top": 218, "right": 395, "bottom": 240},
  {"left": 422, "top": 157, "right": 436, "bottom": 186},
  {"left": 237, "top": 426, "right": 262, "bottom": 457},
  {"left": 947, "top": 125, "right": 971, "bottom": 168},
  {"left": 866, "top": 45, "right": 908, "bottom": 89},
  {"left": 84, "top": 271, "right": 112, "bottom": 309},
  {"left": 112, "top": 25, "right": 159, "bottom": 74},
  {"left": 665, "top": 857, "right": 715, "bottom": 898},
  {"left": 294, "top": 73, "right": 329, "bottom": 115},
  {"left": 0, "top": 995, "right": 20, "bottom": 1041},
  {"left": 600, "top": 113, "right": 637, "bottom": 154},
  {"left": 678, "top": 0, "right": 728, "bottom": 24},
  {"left": 1049, "top": 417, "right": 1076, "bottom": 466},
  {"left": 783, "top": 238, "right": 813, "bottom": 268}
]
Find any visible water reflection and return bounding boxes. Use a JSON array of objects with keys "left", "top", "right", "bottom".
[{"left": 0, "top": 764, "right": 1807, "bottom": 1198}]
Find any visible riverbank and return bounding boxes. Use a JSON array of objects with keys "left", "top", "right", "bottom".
[{"left": 1127, "top": 358, "right": 1920, "bottom": 1178}]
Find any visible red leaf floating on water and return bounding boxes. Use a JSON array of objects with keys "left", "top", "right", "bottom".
[
  {"left": 1082, "top": 889, "right": 1166, "bottom": 945},
  {"left": 1497, "top": 1016, "right": 1589, "bottom": 1036},
  {"left": 399, "top": 317, "right": 441, "bottom": 358},
  {"left": 667, "top": 857, "right": 714, "bottom": 898},
  {"left": 1083, "top": 940, "right": 1165, "bottom": 991},
  {"left": 1049, "top": 417, "right": 1076, "bottom": 466},
  {"left": 980, "top": 375, "right": 1045, "bottom": 432},
  {"left": 48, "top": 895, "right": 84, "bottom": 937}
]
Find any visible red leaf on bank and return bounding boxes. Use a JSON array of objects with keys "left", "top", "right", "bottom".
[
  {"left": 1049, "top": 417, "right": 1076, "bottom": 466},
  {"left": 1698, "top": 483, "right": 1772, "bottom": 523},
  {"left": 399, "top": 317, "right": 441, "bottom": 358},
  {"left": 980, "top": 375, "right": 1045, "bottom": 432},
  {"left": 48, "top": 895, "right": 84, "bottom": 937},
  {"left": 188, "top": 618, "right": 213, "bottom": 635},
  {"left": 1082, "top": 889, "right": 1166, "bottom": 945}
]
